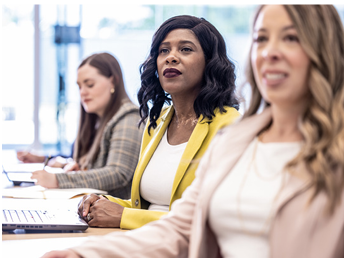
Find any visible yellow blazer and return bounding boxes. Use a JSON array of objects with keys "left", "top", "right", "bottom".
[{"left": 106, "top": 105, "right": 240, "bottom": 229}]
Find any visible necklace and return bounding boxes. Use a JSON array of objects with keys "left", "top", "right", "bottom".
[
  {"left": 253, "top": 135, "right": 283, "bottom": 181},
  {"left": 236, "top": 136, "right": 286, "bottom": 236},
  {"left": 172, "top": 114, "right": 198, "bottom": 128}
]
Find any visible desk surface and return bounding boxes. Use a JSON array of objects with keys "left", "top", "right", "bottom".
[
  {"left": 2, "top": 164, "right": 127, "bottom": 258},
  {"left": 2, "top": 227, "right": 123, "bottom": 240},
  {"left": 3, "top": 237, "right": 89, "bottom": 258},
  {"left": 2, "top": 186, "right": 126, "bottom": 241}
]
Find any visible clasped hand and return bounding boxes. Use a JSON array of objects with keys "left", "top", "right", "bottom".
[{"left": 78, "top": 194, "right": 124, "bottom": 228}]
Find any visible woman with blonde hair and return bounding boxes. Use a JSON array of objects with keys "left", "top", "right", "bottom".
[
  {"left": 42, "top": 5, "right": 344, "bottom": 258},
  {"left": 32, "top": 53, "right": 144, "bottom": 198}
]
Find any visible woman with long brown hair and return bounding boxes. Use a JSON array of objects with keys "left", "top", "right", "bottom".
[{"left": 32, "top": 53, "right": 144, "bottom": 198}]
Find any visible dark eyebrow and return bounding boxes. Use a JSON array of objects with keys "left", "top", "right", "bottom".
[
  {"left": 83, "top": 79, "right": 93, "bottom": 83},
  {"left": 159, "top": 40, "right": 197, "bottom": 48},
  {"left": 77, "top": 78, "right": 93, "bottom": 85}
]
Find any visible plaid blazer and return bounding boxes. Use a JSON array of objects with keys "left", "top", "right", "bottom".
[{"left": 56, "top": 102, "right": 144, "bottom": 198}]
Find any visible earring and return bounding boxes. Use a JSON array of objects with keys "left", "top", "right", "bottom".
[{"left": 110, "top": 88, "right": 115, "bottom": 94}]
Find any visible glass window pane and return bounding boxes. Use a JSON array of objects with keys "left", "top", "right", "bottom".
[{"left": 2, "top": 5, "right": 35, "bottom": 146}]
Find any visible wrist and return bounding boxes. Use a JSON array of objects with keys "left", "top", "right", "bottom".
[{"left": 53, "top": 174, "right": 59, "bottom": 188}]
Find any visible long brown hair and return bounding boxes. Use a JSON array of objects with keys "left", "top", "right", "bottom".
[
  {"left": 74, "top": 52, "right": 131, "bottom": 169},
  {"left": 244, "top": 5, "right": 344, "bottom": 214}
]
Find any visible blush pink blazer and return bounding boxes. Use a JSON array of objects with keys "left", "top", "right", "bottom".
[{"left": 71, "top": 108, "right": 344, "bottom": 258}]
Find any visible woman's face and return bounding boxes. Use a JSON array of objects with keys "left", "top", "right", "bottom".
[
  {"left": 77, "top": 64, "right": 114, "bottom": 117},
  {"left": 156, "top": 28, "right": 206, "bottom": 100},
  {"left": 251, "top": 5, "right": 310, "bottom": 109}
]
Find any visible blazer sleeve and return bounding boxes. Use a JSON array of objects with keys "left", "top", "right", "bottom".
[
  {"left": 56, "top": 112, "right": 143, "bottom": 198},
  {"left": 68, "top": 136, "right": 216, "bottom": 258},
  {"left": 120, "top": 208, "right": 167, "bottom": 229},
  {"left": 104, "top": 191, "right": 167, "bottom": 230}
]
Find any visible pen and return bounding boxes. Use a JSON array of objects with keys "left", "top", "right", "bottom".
[{"left": 43, "top": 155, "right": 52, "bottom": 169}]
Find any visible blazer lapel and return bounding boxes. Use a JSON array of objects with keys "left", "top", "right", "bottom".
[
  {"left": 270, "top": 165, "right": 312, "bottom": 221},
  {"left": 132, "top": 107, "right": 174, "bottom": 185},
  {"left": 198, "top": 108, "right": 273, "bottom": 221},
  {"left": 170, "top": 119, "right": 210, "bottom": 199}
]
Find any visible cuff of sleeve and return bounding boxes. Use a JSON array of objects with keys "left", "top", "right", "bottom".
[
  {"left": 106, "top": 195, "right": 132, "bottom": 208},
  {"left": 120, "top": 207, "right": 167, "bottom": 230}
]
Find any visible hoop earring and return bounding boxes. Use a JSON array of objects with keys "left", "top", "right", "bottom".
[{"left": 110, "top": 88, "right": 115, "bottom": 94}]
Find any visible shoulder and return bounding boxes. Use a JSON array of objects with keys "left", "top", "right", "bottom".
[
  {"left": 108, "top": 102, "right": 140, "bottom": 125},
  {"left": 115, "top": 101, "right": 140, "bottom": 118},
  {"left": 206, "top": 106, "right": 241, "bottom": 128},
  {"left": 216, "top": 108, "right": 272, "bottom": 140}
]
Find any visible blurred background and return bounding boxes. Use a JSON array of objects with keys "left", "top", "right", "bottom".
[{"left": 2, "top": 4, "right": 344, "bottom": 157}]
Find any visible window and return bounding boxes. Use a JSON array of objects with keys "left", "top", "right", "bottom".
[
  {"left": 3, "top": 4, "right": 343, "bottom": 155},
  {"left": 2, "top": 5, "right": 35, "bottom": 147}
]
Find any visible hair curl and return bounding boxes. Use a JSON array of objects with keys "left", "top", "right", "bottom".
[
  {"left": 138, "top": 15, "right": 239, "bottom": 133},
  {"left": 244, "top": 5, "right": 344, "bottom": 214}
]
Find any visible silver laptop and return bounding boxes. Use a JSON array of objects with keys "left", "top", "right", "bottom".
[{"left": 2, "top": 199, "right": 88, "bottom": 232}]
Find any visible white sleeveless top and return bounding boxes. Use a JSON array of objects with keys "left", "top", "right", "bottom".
[
  {"left": 209, "top": 137, "right": 302, "bottom": 258},
  {"left": 140, "top": 130, "right": 187, "bottom": 212}
]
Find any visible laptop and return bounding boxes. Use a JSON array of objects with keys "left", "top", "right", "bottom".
[{"left": 2, "top": 199, "right": 88, "bottom": 232}]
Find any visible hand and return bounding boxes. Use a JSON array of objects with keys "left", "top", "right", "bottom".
[
  {"left": 78, "top": 194, "right": 101, "bottom": 219},
  {"left": 78, "top": 194, "right": 124, "bottom": 228},
  {"left": 63, "top": 161, "right": 80, "bottom": 173},
  {"left": 47, "top": 156, "right": 67, "bottom": 168},
  {"left": 17, "top": 151, "right": 45, "bottom": 163},
  {"left": 31, "top": 170, "right": 58, "bottom": 188},
  {"left": 40, "top": 250, "right": 81, "bottom": 258},
  {"left": 87, "top": 197, "right": 124, "bottom": 227}
]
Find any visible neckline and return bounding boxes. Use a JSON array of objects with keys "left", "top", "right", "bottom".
[
  {"left": 163, "top": 130, "right": 188, "bottom": 147},
  {"left": 256, "top": 136, "right": 303, "bottom": 145}
]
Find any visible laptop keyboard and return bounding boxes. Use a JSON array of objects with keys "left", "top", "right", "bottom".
[{"left": 2, "top": 209, "right": 54, "bottom": 223}]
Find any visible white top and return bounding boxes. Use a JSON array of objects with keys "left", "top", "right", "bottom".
[
  {"left": 140, "top": 130, "right": 187, "bottom": 212},
  {"left": 209, "top": 137, "right": 302, "bottom": 258}
]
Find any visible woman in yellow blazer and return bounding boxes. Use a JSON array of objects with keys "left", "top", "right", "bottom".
[
  {"left": 106, "top": 105, "right": 239, "bottom": 229},
  {"left": 77, "top": 15, "right": 240, "bottom": 230}
]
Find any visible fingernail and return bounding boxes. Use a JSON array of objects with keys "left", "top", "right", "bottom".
[{"left": 83, "top": 211, "right": 86, "bottom": 216}]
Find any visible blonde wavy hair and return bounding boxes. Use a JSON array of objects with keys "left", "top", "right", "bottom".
[{"left": 244, "top": 5, "right": 344, "bottom": 214}]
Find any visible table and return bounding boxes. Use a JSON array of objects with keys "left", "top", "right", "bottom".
[
  {"left": 2, "top": 227, "right": 122, "bottom": 240},
  {"left": 2, "top": 228, "right": 124, "bottom": 257},
  {"left": 3, "top": 237, "right": 89, "bottom": 257},
  {"left": 2, "top": 175, "right": 127, "bottom": 257}
]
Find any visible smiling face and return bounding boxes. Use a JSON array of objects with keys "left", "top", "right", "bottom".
[
  {"left": 251, "top": 5, "right": 310, "bottom": 109},
  {"left": 156, "top": 28, "right": 206, "bottom": 100},
  {"left": 77, "top": 64, "right": 114, "bottom": 117}
]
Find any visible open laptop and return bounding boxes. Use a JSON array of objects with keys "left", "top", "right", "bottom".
[{"left": 2, "top": 198, "right": 88, "bottom": 232}]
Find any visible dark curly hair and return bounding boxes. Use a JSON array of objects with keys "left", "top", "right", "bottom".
[{"left": 138, "top": 15, "right": 239, "bottom": 133}]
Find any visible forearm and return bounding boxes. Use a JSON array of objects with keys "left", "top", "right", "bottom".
[
  {"left": 70, "top": 181, "right": 200, "bottom": 258},
  {"left": 57, "top": 114, "right": 143, "bottom": 195},
  {"left": 71, "top": 222, "right": 189, "bottom": 258},
  {"left": 56, "top": 166, "right": 132, "bottom": 193}
]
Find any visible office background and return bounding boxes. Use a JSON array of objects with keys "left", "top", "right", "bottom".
[{"left": 2, "top": 4, "right": 344, "bottom": 157}]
